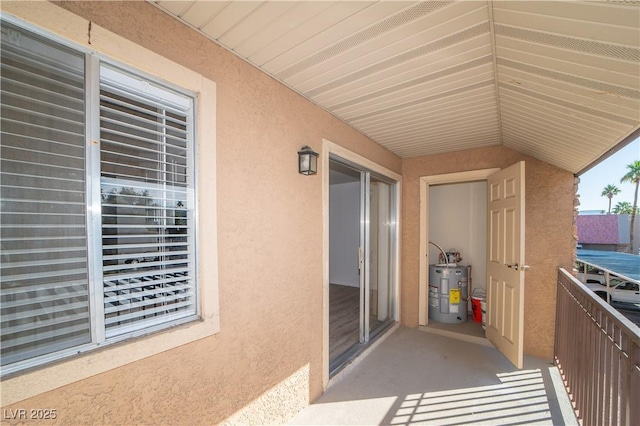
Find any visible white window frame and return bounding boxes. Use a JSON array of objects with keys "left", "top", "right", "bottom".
[
  {"left": 1, "top": 4, "right": 219, "bottom": 406},
  {"left": 2, "top": 16, "right": 199, "bottom": 373},
  {"left": 94, "top": 61, "right": 199, "bottom": 342}
]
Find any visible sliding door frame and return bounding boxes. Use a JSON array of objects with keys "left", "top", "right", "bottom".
[
  {"left": 360, "top": 169, "right": 369, "bottom": 343},
  {"left": 322, "top": 139, "right": 402, "bottom": 389}
]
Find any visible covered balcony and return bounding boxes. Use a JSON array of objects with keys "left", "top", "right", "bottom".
[
  {"left": 0, "top": 2, "right": 638, "bottom": 424},
  {"left": 291, "top": 268, "right": 639, "bottom": 425}
]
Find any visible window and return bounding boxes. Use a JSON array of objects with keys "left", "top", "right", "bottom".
[{"left": 1, "top": 20, "right": 198, "bottom": 374}]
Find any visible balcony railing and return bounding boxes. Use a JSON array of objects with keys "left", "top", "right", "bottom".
[{"left": 555, "top": 268, "right": 640, "bottom": 425}]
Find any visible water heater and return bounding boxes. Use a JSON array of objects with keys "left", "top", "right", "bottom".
[{"left": 428, "top": 264, "right": 468, "bottom": 323}]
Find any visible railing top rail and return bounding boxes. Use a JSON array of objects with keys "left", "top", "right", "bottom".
[
  {"left": 574, "top": 258, "right": 640, "bottom": 284},
  {"left": 558, "top": 268, "right": 640, "bottom": 341}
]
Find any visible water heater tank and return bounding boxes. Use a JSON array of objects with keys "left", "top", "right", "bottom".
[{"left": 428, "top": 264, "right": 468, "bottom": 323}]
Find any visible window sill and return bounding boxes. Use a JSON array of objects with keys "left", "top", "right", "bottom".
[{"left": 1, "top": 314, "right": 219, "bottom": 405}]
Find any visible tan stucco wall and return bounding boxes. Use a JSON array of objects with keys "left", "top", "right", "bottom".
[
  {"left": 1, "top": 1, "right": 400, "bottom": 424},
  {"left": 401, "top": 145, "right": 575, "bottom": 360}
]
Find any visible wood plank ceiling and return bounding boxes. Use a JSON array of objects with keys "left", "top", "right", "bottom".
[{"left": 152, "top": 1, "right": 640, "bottom": 174}]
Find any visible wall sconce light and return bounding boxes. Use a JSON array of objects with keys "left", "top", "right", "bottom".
[{"left": 298, "top": 145, "right": 319, "bottom": 175}]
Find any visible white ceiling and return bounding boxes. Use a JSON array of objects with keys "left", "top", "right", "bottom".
[{"left": 152, "top": 1, "right": 640, "bottom": 174}]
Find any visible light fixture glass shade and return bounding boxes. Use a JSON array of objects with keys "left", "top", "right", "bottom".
[{"left": 298, "top": 145, "right": 319, "bottom": 175}]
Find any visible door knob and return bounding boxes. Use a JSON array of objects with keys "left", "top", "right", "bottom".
[{"left": 507, "top": 263, "right": 530, "bottom": 271}]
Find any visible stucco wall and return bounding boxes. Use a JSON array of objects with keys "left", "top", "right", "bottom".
[
  {"left": 1, "top": 1, "right": 400, "bottom": 424},
  {"left": 401, "top": 145, "right": 575, "bottom": 360}
]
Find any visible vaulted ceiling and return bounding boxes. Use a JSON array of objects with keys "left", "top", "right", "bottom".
[{"left": 152, "top": 1, "right": 640, "bottom": 174}]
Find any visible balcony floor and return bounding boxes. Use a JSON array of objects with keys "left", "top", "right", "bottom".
[{"left": 291, "top": 326, "right": 578, "bottom": 425}]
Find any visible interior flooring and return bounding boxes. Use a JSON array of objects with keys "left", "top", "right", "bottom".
[
  {"left": 329, "top": 283, "right": 391, "bottom": 364},
  {"left": 329, "top": 284, "right": 360, "bottom": 363}
]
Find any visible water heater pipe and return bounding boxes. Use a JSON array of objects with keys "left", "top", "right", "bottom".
[
  {"left": 428, "top": 241, "right": 449, "bottom": 267},
  {"left": 464, "top": 264, "right": 472, "bottom": 302}
]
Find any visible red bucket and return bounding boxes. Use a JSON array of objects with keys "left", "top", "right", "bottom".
[{"left": 471, "top": 297, "right": 483, "bottom": 323}]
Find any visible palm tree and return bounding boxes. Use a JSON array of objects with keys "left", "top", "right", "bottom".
[
  {"left": 601, "top": 184, "right": 621, "bottom": 214},
  {"left": 620, "top": 160, "right": 640, "bottom": 253},
  {"left": 612, "top": 201, "right": 633, "bottom": 214}
]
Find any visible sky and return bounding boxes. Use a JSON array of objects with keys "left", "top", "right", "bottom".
[{"left": 578, "top": 136, "right": 640, "bottom": 212}]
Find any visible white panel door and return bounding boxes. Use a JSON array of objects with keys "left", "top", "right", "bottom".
[{"left": 486, "top": 161, "right": 525, "bottom": 368}]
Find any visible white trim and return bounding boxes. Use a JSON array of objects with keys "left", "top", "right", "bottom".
[
  {"left": 322, "top": 142, "right": 331, "bottom": 390},
  {"left": 322, "top": 139, "right": 401, "bottom": 389},
  {"left": 0, "top": 3, "right": 219, "bottom": 406},
  {"left": 100, "top": 64, "right": 191, "bottom": 110},
  {"left": 324, "top": 141, "right": 401, "bottom": 183},
  {"left": 87, "top": 54, "right": 104, "bottom": 345},
  {"left": 418, "top": 169, "right": 499, "bottom": 326}
]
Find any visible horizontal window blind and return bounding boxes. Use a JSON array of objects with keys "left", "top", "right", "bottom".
[
  {"left": 0, "top": 20, "right": 200, "bottom": 373},
  {"left": 0, "top": 23, "right": 91, "bottom": 366},
  {"left": 99, "top": 65, "right": 196, "bottom": 338}
]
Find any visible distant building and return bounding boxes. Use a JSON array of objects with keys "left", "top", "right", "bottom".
[{"left": 577, "top": 213, "right": 639, "bottom": 253}]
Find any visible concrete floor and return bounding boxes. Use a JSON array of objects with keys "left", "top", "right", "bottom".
[{"left": 291, "top": 327, "right": 577, "bottom": 425}]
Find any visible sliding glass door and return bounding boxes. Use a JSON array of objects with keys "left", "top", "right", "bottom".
[
  {"left": 329, "top": 156, "right": 397, "bottom": 374},
  {"left": 367, "top": 177, "right": 396, "bottom": 339}
]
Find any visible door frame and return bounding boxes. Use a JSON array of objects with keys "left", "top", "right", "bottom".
[
  {"left": 322, "top": 139, "right": 401, "bottom": 389},
  {"left": 418, "top": 168, "right": 500, "bottom": 326}
]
